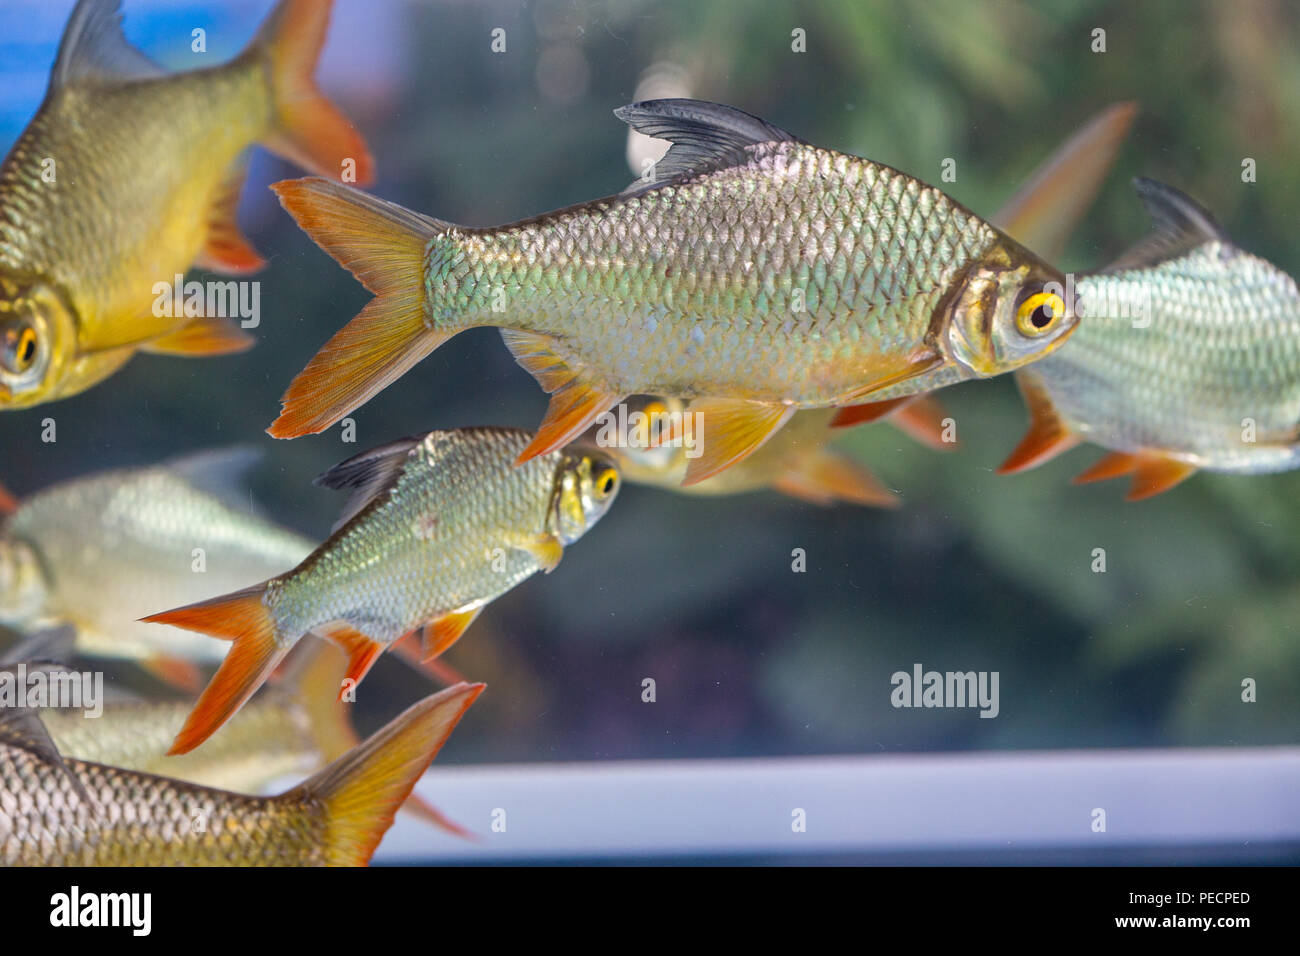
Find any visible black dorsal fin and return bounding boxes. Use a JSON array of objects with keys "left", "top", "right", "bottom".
[
  {"left": 615, "top": 99, "right": 802, "bottom": 196},
  {"left": 1104, "top": 177, "right": 1231, "bottom": 272},
  {"left": 52, "top": 0, "right": 164, "bottom": 90},
  {"left": 315, "top": 436, "right": 423, "bottom": 533}
]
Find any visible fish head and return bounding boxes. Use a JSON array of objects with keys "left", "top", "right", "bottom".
[
  {"left": 600, "top": 398, "right": 687, "bottom": 483},
  {"left": 550, "top": 450, "right": 622, "bottom": 544},
  {"left": 944, "top": 247, "right": 1079, "bottom": 378},
  {"left": 0, "top": 276, "right": 77, "bottom": 409},
  {"left": 0, "top": 536, "right": 48, "bottom": 628}
]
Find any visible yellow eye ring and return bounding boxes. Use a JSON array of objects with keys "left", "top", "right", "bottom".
[
  {"left": 3, "top": 324, "right": 39, "bottom": 373},
  {"left": 1016, "top": 291, "right": 1065, "bottom": 336},
  {"left": 596, "top": 470, "right": 618, "bottom": 497}
]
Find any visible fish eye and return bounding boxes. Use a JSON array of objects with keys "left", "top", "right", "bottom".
[
  {"left": 594, "top": 466, "right": 619, "bottom": 499},
  {"left": 1015, "top": 290, "right": 1065, "bottom": 337},
  {"left": 2, "top": 322, "right": 39, "bottom": 374}
]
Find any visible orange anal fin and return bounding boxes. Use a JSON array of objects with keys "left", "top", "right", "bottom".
[
  {"left": 501, "top": 329, "right": 623, "bottom": 464},
  {"left": 519, "top": 382, "right": 622, "bottom": 464},
  {"left": 194, "top": 163, "right": 265, "bottom": 275},
  {"left": 998, "top": 373, "right": 1079, "bottom": 474},
  {"left": 139, "top": 654, "right": 204, "bottom": 695},
  {"left": 772, "top": 449, "right": 898, "bottom": 508},
  {"left": 889, "top": 396, "right": 955, "bottom": 451},
  {"left": 1127, "top": 457, "right": 1197, "bottom": 501},
  {"left": 682, "top": 398, "right": 795, "bottom": 486},
  {"left": 142, "top": 316, "right": 256, "bottom": 357},
  {"left": 319, "top": 624, "right": 388, "bottom": 700},
  {"left": 829, "top": 397, "right": 913, "bottom": 429},
  {"left": 424, "top": 608, "right": 483, "bottom": 662}
]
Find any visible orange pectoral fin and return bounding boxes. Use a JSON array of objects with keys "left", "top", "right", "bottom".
[
  {"left": 318, "top": 624, "right": 388, "bottom": 699},
  {"left": 143, "top": 317, "right": 256, "bottom": 357},
  {"left": 682, "top": 398, "right": 796, "bottom": 486},
  {"left": 998, "top": 373, "right": 1080, "bottom": 474},
  {"left": 772, "top": 448, "right": 898, "bottom": 508},
  {"left": 1072, "top": 451, "right": 1196, "bottom": 501},
  {"left": 423, "top": 608, "right": 483, "bottom": 662}
]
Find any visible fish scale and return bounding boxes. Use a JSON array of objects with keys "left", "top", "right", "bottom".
[{"left": 1, "top": 744, "right": 329, "bottom": 866}]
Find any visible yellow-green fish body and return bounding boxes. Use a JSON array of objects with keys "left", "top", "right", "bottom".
[
  {"left": 148, "top": 427, "right": 619, "bottom": 754},
  {"left": 0, "top": 451, "right": 315, "bottom": 668},
  {"left": 270, "top": 99, "right": 1076, "bottom": 484},
  {"left": 0, "top": 0, "right": 372, "bottom": 410},
  {"left": 0, "top": 681, "right": 482, "bottom": 867}
]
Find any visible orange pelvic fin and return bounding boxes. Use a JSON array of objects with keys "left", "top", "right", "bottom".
[
  {"left": 142, "top": 585, "right": 288, "bottom": 755},
  {"left": 0, "top": 482, "right": 18, "bottom": 513},
  {"left": 142, "top": 316, "right": 256, "bottom": 357},
  {"left": 682, "top": 398, "right": 795, "bottom": 486},
  {"left": 269, "top": 178, "right": 453, "bottom": 438},
  {"left": 423, "top": 608, "right": 483, "bottom": 661},
  {"left": 502, "top": 330, "right": 624, "bottom": 464},
  {"left": 828, "top": 397, "right": 913, "bottom": 429},
  {"left": 998, "top": 372, "right": 1080, "bottom": 474},
  {"left": 255, "top": 0, "right": 375, "bottom": 185},
  {"left": 772, "top": 448, "right": 898, "bottom": 508},
  {"left": 296, "top": 681, "right": 485, "bottom": 866},
  {"left": 195, "top": 163, "right": 265, "bottom": 275},
  {"left": 1073, "top": 451, "right": 1196, "bottom": 501},
  {"left": 391, "top": 631, "right": 468, "bottom": 685}
]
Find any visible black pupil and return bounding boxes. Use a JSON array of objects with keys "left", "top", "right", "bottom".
[
  {"left": 1030, "top": 305, "right": 1053, "bottom": 329},
  {"left": 18, "top": 334, "right": 34, "bottom": 362}
]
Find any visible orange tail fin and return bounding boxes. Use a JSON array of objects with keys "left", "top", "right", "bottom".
[
  {"left": 142, "top": 585, "right": 290, "bottom": 755},
  {"left": 268, "top": 178, "right": 457, "bottom": 438},
  {"left": 254, "top": 0, "right": 374, "bottom": 185},
  {"left": 296, "top": 682, "right": 485, "bottom": 866}
]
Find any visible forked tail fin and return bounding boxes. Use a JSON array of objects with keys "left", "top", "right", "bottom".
[
  {"left": 269, "top": 178, "right": 460, "bottom": 438},
  {"left": 141, "top": 585, "right": 290, "bottom": 755},
  {"left": 252, "top": 0, "right": 374, "bottom": 185},
  {"left": 294, "top": 682, "right": 485, "bottom": 866}
]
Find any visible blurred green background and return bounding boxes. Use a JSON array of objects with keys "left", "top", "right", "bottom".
[{"left": 2, "top": 0, "right": 1298, "bottom": 763}]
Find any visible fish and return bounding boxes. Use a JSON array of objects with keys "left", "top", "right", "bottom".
[
  {"left": 267, "top": 98, "right": 1078, "bottom": 484},
  {"left": 0, "top": 0, "right": 373, "bottom": 411},
  {"left": 578, "top": 396, "right": 940, "bottom": 506},
  {"left": 145, "top": 427, "right": 619, "bottom": 755},
  {"left": 42, "top": 635, "right": 472, "bottom": 838},
  {"left": 0, "top": 449, "right": 315, "bottom": 687},
  {"left": 0, "top": 674, "right": 483, "bottom": 866},
  {"left": 996, "top": 175, "right": 1300, "bottom": 500}
]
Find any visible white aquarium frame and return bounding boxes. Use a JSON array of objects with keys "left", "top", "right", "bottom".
[{"left": 374, "top": 745, "right": 1300, "bottom": 863}]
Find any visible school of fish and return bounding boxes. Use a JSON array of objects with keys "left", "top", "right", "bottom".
[{"left": 0, "top": 0, "right": 1293, "bottom": 868}]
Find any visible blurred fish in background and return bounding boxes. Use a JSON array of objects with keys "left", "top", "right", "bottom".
[
  {"left": 0, "top": 0, "right": 373, "bottom": 413},
  {"left": 0, "top": 449, "right": 313, "bottom": 689}
]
